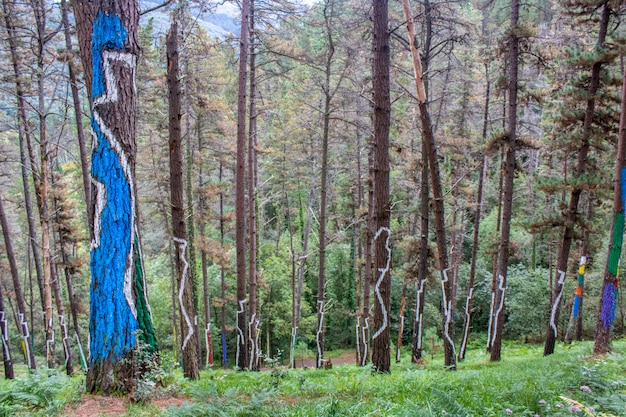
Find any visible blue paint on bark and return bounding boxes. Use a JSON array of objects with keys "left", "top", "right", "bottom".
[{"left": 89, "top": 11, "right": 137, "bottom": 364}]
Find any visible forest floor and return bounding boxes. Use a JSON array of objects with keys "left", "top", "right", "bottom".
[{"left": 64, "top": 351, "right": 357, "bottom": 416}]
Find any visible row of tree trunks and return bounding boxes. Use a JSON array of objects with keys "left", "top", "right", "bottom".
[{"left": 544, "top": 1, "right": 610, "bottom": 357}]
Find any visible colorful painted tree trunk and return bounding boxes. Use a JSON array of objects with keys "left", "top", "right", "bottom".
[{"left": 84, "top": 4, "right": 157, "bottom": 394}]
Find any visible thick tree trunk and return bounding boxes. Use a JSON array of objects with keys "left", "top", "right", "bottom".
[
  {"left": 545, "top": 2, "right": 610, "bottom": 356},
  {"left": 235, "top": 0, "right": 250, "bottom": 370},
  {"left": 248, "top": 2, "right": 260, "bottom": 370},
  {"left": 371, "top": 0, "right": 392, "bottom": 373},
  {"left": 167, "top": 21, "right": 199, "bottom": 380},
  {"left": 75, "top": 0, "right": 158, "bottom": 394}
]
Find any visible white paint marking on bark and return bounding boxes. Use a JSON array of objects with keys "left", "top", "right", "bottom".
[
  {"left": 92, "top": 51, "right": 139, "bottom": 320},
  {"left": 486, "top": 290, "right": 495, "bottom": 349},
  {"left": 415, "top": 278, "right": 425, "bottom": 350},
  {"left": 0, "top": 312, "right": 11, "bottom": 361},
  {"left": 46, "top": 317, "right": 54, "bottom": 364},
  {"left": 19, "top": 313, "right": 32, "bottom": 369},
  {"left": 549, "top": 269, "right": 566, "bottom": 338},
  {"left": 316, "top": 300, "right": 325, "bottom": 368},
  {"left": 59, "top": 314, "right": 70, "bottom": 366},
  {"left": 459, "top": 287, "right": 474, "bottom": 356},
  {"left": 440, "top": 268, "right": 455, "bottom": 357},
  {"left": 361, "top": 317, "right": 369, "bottom": 367},
  {"left": 235, "top": 299, "right": 246, "bottom": 368},
  {"left": 249, "top": 312, "right": 258, "bottom": 369},
  {"left": 490, "top": 275, "right": 506, "bottom": 346},
  {"left": 174, "top": 237, "right": 194, "bottom": 351},
  {"left": 372, "top": 227, "right": 391, "bottom": 340},
  {"left": 90, "top": 179, "right": 106, "bottom": 250}
]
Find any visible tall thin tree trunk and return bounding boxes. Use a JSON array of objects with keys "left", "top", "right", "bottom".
[
  {"left": 197, "top": 119, "right": 213, "bottom": 367},
  {"left": 371, "top": 0, "right": 392, "bottom": 373},
  {"left": 315, "top": 0, "right": 336, "bottom": 369},
  {"left": 395, "top": 283, "right": 408, "bottom": 362},
  {"left": 458, "top": 156, "right": 487, "bottom": 361},
  {"left": 219, "top": 162, "right": 228, "bottom": 368},
  {"left": 167, "top": 20, "right": 199, "bottom": 380},
  {"left": 490, "top": 0, "right": 520, "bottom": 362},
  {"left": 31, "top": 0, "right": 56, "bottom": 368},
  {"left": 402, "top": 0, "right": 454, "bottom": 369},
  {"left": 61, "top": 0, "right": 92, "bottom": 230},
  {"left": 247, "top": 1, "right": 260, "bottom": 370},
  {"left": 235, "top": 0, "right": 251, "bottom": 370},
  {"left": 412, "top": 136, "right": 429, "bottom": 363}
]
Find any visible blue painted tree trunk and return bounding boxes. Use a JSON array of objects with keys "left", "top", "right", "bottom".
[{"left": 81, "top": 3, "right": 157, "bottom": 395}]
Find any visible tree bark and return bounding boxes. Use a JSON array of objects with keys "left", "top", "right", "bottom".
[
  {"left": 248, "top": 1, "right": 260, "bottom": 370},
  {"left": 61, "top": 0, "right": 92, "bottom": 230},
  {"left": 235, "top": 0, "right": 251, "bottom": 370},
  {"left": 490, "top": 0, "right": 520, "bottom": 362},
  {"left": 412, "top": 139, "right": 429, "bottom": 363},
  {"left": 167, "top": 20, "right": 199, "bottom": 380},
  {"left": 371, "top": 0, "right": 392, "bottom": 373},
  {"left": 74, "top": 0, "right": 158, "bottom": 394}
]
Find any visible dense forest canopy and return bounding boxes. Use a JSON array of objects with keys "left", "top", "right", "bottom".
[{"left": 1, "top": 0, "right": 626, "bottom": 382}]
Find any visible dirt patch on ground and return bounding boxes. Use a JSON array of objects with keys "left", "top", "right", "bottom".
[{"left": 63, "top": 394, "right": 191, "bottom": 417}]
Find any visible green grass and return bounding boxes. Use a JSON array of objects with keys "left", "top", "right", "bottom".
[{"left": 1, "top": 340, "right": 625, "bottom": 416}]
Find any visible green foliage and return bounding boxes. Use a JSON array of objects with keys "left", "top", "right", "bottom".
[
  {"left": 157, "top": 340, "right": 626, "bottom": 416},
  {"left": 0, "top": 370, "right": 80, "bottom": 416}
]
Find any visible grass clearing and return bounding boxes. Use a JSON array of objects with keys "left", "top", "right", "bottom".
[{"left": 0, "top": 339, "right": 625, "bottom": 416}]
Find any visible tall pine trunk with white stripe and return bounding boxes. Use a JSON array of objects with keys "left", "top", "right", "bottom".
[{"left": 167, "top": 19, "right": 199, "bottom": 380}]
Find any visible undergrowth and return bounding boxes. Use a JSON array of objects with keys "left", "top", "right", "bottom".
[{"left": 0, "top": 339, "right": 624, "bottom": 416}]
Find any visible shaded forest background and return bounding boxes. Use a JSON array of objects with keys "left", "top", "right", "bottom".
[{"left": 1, "top": 0, "right": 626, "bottom": 372}]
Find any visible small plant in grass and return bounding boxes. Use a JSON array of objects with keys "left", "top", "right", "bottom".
[
  {"left": 262, "top": 348, "right": 284, "bottom": 368},
  {"left": 295, "top": 341, "right": 314, "bottom": 367},
  {"left": 121, "top": 341, "right": 180, "bottom": 403}
]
